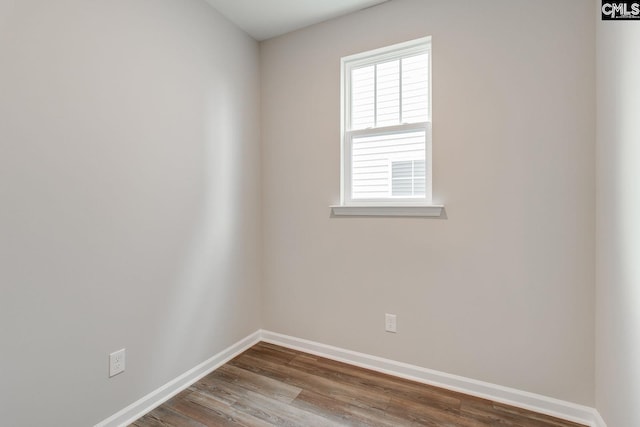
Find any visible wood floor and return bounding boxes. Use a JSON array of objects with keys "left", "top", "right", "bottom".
[{"left": 131, "top": 342, "right": 586, "bottom": 427}]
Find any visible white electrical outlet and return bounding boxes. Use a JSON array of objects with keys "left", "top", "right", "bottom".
[
  {"left": 109, "top": 349, "right": 126, "bottom": 377},
  {"left": 385, "top": 313, "right": 397, "bottom": 333}
]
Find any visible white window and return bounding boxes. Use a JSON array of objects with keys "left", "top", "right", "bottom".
[{"left": 339, "top": 37, "right": 433, "bottom": 210}]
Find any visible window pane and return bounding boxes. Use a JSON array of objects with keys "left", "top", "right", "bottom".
[
  {"left": 402, "top": 53, "right": 429, "bottom": 123},
  {"left": 391, "top": 159, "right": 426, "bottom": 197},
  {"left": 392, "top": 179, "right": 413, "bottom": 196},
  {"left": 392, "top": 161, "right": 412, "bottom": 178},
  {"left": 376, "top": 60, "right": 400, "bottom": 127},
  {"left": 352, "top": 130, "right": 426, "bottom": 199},
  {"left": 350, "top": 53, "right": 429, "bottom": 131},
  {"left": 414, "top": 159, "right": 426, "bottom": 196},
  {"left": 413, "top": 177, "right": 426, "bottom": 196},
  {"left": 351, "top": 65, "right": 375, "bottom": 130}
]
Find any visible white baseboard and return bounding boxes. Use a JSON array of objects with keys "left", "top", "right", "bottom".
[
  {"left": 261, "top": 330, "right": 607, "bottom": 427},
  {"left": 594, "top": 411, "right": 608, "bottom": 427},
  {"left": 95, "top": 329, "right": 608, "bottom": 427},
  {"left": 94, "top": 330, "right": 261, "bottom": 427}
]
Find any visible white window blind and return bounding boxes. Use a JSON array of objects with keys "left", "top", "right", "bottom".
[{"left": 341, "top": 37, "right": 432, "bottom": 205}]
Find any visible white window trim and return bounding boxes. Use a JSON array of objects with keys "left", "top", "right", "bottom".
[
  {"left": 330, "top": 204, "right": 444, "bottom": 217},
  {"left": 333, "top": 36, "right": 443, "bottom": 217}
]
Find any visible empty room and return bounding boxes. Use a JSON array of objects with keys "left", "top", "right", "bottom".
[{"left": 1, "top": 0, "right": 638, "bottom": 426}]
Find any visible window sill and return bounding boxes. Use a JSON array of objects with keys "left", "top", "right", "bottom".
[{"left": 330, "top": 204, "right": 445, "bottom": 218}]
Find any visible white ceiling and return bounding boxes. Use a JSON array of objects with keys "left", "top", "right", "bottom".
[{"left": 205, "top": 0, "right": 389, "bottom": 41}]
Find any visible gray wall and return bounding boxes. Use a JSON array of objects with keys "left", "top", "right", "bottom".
[
  {"left": 0, "top": 1, "right": 261, "bottom": 425},
  {"left": 261, "top": 0, "right": 596, "bottom": 405},
  {"left": 596, "top": 4, "right": 640, "bottom": 426},
  {"left": 0, "top": 1, "right": 610, "bottom": 425}
]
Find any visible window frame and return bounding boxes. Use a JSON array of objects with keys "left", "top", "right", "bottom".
[{"left": 340, "top": 36, "right": 433, "bottom": 208}]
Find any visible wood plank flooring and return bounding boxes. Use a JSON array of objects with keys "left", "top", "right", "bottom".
[{"left": 131, "top": 342, "right": 586, "bottom": 427}]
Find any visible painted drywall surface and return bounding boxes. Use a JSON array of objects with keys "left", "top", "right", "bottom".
[
  {"left": 261, "top": 0, "right": 595, "bottom": 405},
  {"left": 0, "top": 1, "right": 261, "bottom": 425},
  {"left": 595, "top": 9, "right": 640, "bottom": 427}
]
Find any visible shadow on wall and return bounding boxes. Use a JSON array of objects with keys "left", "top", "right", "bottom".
[{"left": 148, "top": 81, "right": 244, "bottom": 380}]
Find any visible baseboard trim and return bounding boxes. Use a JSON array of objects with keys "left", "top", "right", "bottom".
[
  {"left": 594, "top": 411, "right": 608, "bottom": 427},
  {"left": 95, "top": 329, "right": 607, "bottom": 427},
  {"left": 94, "top": 330, "right": 261, "bottom": 427},
  {"left": 261, "top": 330, "right": 606, "bottom": 427}
]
